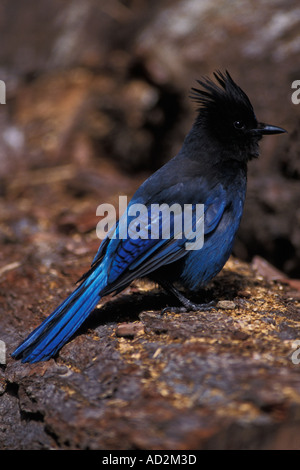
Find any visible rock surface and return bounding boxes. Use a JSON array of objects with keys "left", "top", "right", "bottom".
[{"left": 1, "top": 255, "right": 300, "bottom": 449}]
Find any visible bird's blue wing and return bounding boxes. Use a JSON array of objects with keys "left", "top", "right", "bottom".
[
  {"left": 97, "top": 184, "right": 227, "bottom": 295},
  {"left": 203, "top": 185, "right": 227, "bottom": 234}
]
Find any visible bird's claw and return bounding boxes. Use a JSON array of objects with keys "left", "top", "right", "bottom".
[{"left": 162, "top": 300, "right": 216, "bottom": 314}]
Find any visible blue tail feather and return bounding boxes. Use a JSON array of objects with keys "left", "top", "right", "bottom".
[{"left": 12, "top": 266, "right": 106, "bottom": 363}]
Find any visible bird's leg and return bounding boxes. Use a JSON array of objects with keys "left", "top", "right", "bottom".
[{"left": 158, "top": 280, "right": 215, "bottom": 313}]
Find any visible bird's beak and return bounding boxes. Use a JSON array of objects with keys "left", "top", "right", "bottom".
[{"left": 250, "top": 122, "right": 287, "bottom": 136}]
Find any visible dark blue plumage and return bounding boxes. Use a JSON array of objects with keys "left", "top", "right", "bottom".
[{"left": 12, "top": 71, "right": 286, "bottom": 363}]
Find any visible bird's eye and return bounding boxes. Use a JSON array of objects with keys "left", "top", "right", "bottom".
[{"left": 234, "top": 120, "right": 246, "bottom": 130}]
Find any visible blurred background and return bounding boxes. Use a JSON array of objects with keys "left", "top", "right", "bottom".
[{"left": 0, "top": 0, "right": 300, "bottom": 283}]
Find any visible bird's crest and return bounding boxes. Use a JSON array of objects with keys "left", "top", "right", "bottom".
[{"left": 190, "top": 70, "right": 254, "bottom": 114}]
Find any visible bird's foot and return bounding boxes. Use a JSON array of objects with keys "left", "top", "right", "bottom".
[
  {"left": 162, "top": 299, "right": 215, "bottom": 314},
  {"left": 158, "top": 280, "right": 216, "bottom": 314}
]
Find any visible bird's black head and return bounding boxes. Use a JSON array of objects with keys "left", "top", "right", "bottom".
[{"left": 190, "top": 71, "right": 286, "bottom": 161}]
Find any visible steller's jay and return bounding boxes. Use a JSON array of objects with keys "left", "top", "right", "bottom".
[{"left": 12, "top": 71, "right": 286, "bottom": 363}]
